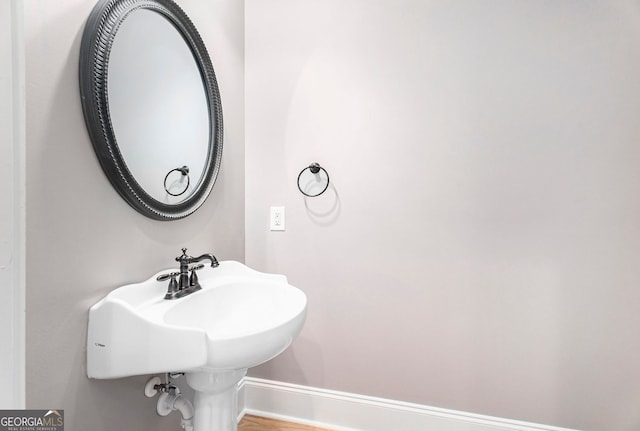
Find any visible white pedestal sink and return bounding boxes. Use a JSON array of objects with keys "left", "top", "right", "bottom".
[{"left": 87, "top": 261, "right": 307, "bottom": 431}]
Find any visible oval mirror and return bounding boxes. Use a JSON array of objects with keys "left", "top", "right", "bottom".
[{"left": 79, "top": 0, "right": 223, "bottom": 220}]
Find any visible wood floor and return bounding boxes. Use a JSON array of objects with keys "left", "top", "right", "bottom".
[{"left": 238, "top": 414, "right": 336, "bottom": 431}]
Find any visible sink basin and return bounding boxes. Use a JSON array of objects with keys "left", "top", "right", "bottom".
[
  {"left": 88, "top": 261, "right": 307, "bottom": 430},
  {"left": 87, "top": 261, "right": 307, "bottom": 379}
]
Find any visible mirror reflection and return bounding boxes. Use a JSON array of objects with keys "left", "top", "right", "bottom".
[{"left": 108, "top": 9, "right": 209, "bottom": 204}]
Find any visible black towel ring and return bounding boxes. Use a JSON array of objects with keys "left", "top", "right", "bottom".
[
  {"left": 297, "top": 162, "right": 330, "bottom": 197},
  {"left": 164, "top": 166, "right": 190, "bottom": 197}
]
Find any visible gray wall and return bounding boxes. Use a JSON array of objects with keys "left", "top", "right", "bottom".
[
  {"left": 1, "top": 0, "right": 25, "bottom": 410},
  {"left": 24, "top": 0, "right": 244, "bottom": 430},
  {"left": 245, "top": 1, "right": 640, "bottom": 430}
]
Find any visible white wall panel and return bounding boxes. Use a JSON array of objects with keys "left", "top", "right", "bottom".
[{"left": 245, "top": 2, "right": 640, "bottom": 430}]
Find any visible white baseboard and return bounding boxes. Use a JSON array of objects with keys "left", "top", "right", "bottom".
[{"left": 239, "top": 377, "right": 581, "bottom": 431}]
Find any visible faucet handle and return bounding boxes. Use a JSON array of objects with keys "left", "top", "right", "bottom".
[
  {"left": 157, "top": 272, "right": 180, "bottom": 300},
  {"left": 188, "top": 264, "right": 204, "bottom": 291},
  {"left": 157, "top": 271, "right": 180, "bottom": 282}
]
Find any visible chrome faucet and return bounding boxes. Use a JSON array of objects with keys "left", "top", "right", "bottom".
[{"left": 157, "top": 248, "right": 219, "bottom": 300}]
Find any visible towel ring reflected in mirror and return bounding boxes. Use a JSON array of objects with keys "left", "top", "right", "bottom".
[
  {"left": 164, "top": 166, "right": 190, "bottom": 197},
  {"left": 297, "top": 163, "right": 330, "bottom": 197}
]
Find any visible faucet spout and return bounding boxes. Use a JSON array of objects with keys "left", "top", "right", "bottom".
[{"left": 191, "top": 253, "right": 219, "bottom": 268}]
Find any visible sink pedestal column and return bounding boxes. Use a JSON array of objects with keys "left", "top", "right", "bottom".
[{"left": 186, "top": 369, "right": 247, "bottom": 431}]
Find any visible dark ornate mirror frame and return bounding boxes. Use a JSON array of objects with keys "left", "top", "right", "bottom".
[{"left": 79, "top": 0, "right": 223, "bottom": 220}]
